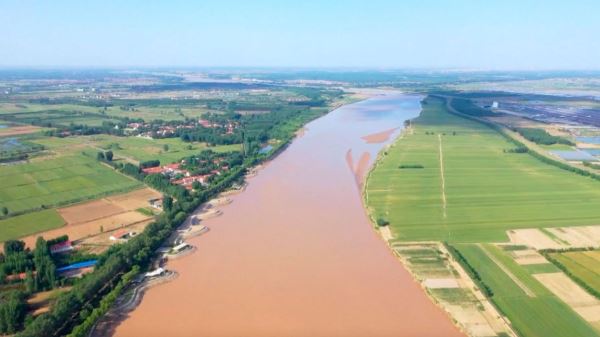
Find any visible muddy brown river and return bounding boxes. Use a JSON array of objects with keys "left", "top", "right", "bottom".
[{"left": 112, "top": 93, "right": 463, "bottom": 337}]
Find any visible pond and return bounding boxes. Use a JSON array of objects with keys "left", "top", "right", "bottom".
[{"left": 550, "top": 149, "right": 598, "bottom": 161}]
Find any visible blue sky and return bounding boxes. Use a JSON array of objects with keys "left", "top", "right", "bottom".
[{"left": 1, "top": 0, "right": 599, "bottom": 69}]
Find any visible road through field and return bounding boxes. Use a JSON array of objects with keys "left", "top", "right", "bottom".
[
  {"left": 438, "top": 134, "right": 447, "bottom": 219},
  {"left": 111, "top": 93, "right": 464, "bottom": 337}
]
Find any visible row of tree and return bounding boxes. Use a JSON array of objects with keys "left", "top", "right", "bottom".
[{"left": 514, "top": 127, "right": 574, "bottom": 146}]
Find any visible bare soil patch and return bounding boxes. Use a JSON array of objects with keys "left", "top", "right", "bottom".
[
  {"left": 535, "top": 273, "right": 600, "bottom": 323},
  {"left": 423, "top": 278, "right": 460, "bottom": 289},
  {"left": 19, "top": 188, "right": 160, "bottom": 247},
  {"left": 546, "top": 226, "right": 600, "bottom": 248},
  {"left": 106, "top": 188, "right": 162, "bottom": 210},
  {"left": 58, "top": 199, "right": 124, "bottom": 225},
  {"left": 0, "top": 125, "right": 41, "bottom": 136},
  {"left": 512, "top": 249, "right": 549, "bottom": 265},
  {"left": 508, "top": 228, "right": 565, "bottom": 250}
]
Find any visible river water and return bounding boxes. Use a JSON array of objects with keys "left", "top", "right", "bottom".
[{"left": 112, "top": 93, "right": 463, "bottom": 337}]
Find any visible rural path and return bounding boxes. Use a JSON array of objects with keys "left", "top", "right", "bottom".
[
  {"left": 438, "top": 134, "right": 447, "bottom": 219},
  {"left": 478, "top": 244, "right": 536, "bottom": 298}
]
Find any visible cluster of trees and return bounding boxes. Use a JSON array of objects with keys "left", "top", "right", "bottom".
[
  {"left": 504, "top": 146, "right": 528, "bottom": 153},
  {"left": 96, "top": 150, "right": 113, "bottom": 162},
  {"left": 144, "top": 174, "right": 189, "bottom": 200},
  {"left": 0, "top": 238, "right": 61, "bottom": 334},
  {"left": 398, "top": 164, "right": 424, "bottom": 169},
  {"left": 0, "top": 290, "right": 27, "bottom": 334},
  {"left": 376, "top": 218, "right": 390, "bottom": 227},
  {"left": 179, "top": 127, "right": 241, "bottom": 146},
  {"left": 43, "top": 121, "right": 125, "bottom": 137},
  {"left": 514, "top": 128, "right": 574, "bottom": 146},
  {"left": 95, "top": 158, "right": 145, "bottom": 181},
  {"left": 139, "top": 160, "right": 160, "bottom": 169},
  {"left": 179, "top": 150, "right": 243, "bottom": 176},
  {"left": 0, "top": 238, "right": 57, "bottom": 291},
  {"left": 29, "top": 238, "right": 57, "bottom": 292}
]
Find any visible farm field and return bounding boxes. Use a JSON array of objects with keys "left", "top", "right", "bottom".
[
  {"left": 90, "top": 135, "right": 240, "bottom": 163},
  {"left": 455, "top": 243, "right": 600, "bottom": 337},
  {"left": 366, "top": 96, "right": 600, "bottom": 242},
  {"left": 31, "top": 135, "right": 240, "bottom": 164},
  {"left": 0, "top": 107, "right": 122, "bottom": 127},
  {"left": 0, "top": 152, "right": 141, "bottom": 214},
  {"left": 393, "top": 243, "right": 515, "bottom": 337},
  {"left": 549, "top": 250, "right": 600, "bottom": 294},
  {"left": 0, "top": 102, "right": 211, "bottom": 122},
  {"left": 0, "top": 209, "right": 64, "bottom": 242},
  {"left": 16, "top": 187, "right": 161, "bottom": 250},
  {"left": 0, "top": 187, "right": 160, "bottom": 247},
  {"left": 0, "top": 124, "right": 42, "bottom": 136}
]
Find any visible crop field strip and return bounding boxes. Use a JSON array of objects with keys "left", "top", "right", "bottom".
[
  {"left": 367, "top": 96, "right": 600, "bottom": 242},
  {"left": 0, "top": 209, "right": 64, "bottom": 242},
  {"left": 455, "top": 243, "right": 600, "bottom": 337},
  {"left": 30, "top": 134, "right": 241, "bottom": 164},
  {"left": 0, "top": 153, "right": 141, "bottom": 214},
  {"left": 549, "top": 250, "right": 600, "bottom": 294},
  {"left": 477, "top": 244, "right": 535, "bottom": 297}
]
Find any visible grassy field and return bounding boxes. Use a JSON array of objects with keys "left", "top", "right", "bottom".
[
  {"left": 549, "top": 250, "right": 600, "bottom": 293},
  {"left": 0, "top": 209, "right": 64, "bottom": 242},
  {"left": 92, "top": 135, "right": 240, "bottom": 163},
  {"left": 31, "top": 135, "right": 241, "bottom": 164},
  {"left": 0, "top": 102, "right": 211, "bottom": 122},
  {"left": 0, "top": 153, "right": 141, "bottom": 214},
  {"left": 366, "top": 96, "right": 600, "bottom": 242},
  {"left": 456, "top": 243, "right": 599, "bottom": 337}
]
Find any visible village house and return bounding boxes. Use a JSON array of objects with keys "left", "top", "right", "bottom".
[
  {"left": 172, "top": 174, "right": 211, "bottom": 189},
  {"left": 148, "top": 198, "right": 163, "bottom": 209}
]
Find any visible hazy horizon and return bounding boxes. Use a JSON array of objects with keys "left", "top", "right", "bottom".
[{"left": 1, "top": 0, "right": 600, "bottom": 70}]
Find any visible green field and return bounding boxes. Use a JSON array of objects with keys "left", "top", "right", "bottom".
[
  {"left": 456, "top": 243, "right": 599, "bottom": 337},
  {"left": 0, "top": 209, "right": 64, "bottom": 242},
  {"left": 0, "top": 153, "right": 141, "bottom": 214},
  {"left": 0, "top": 102, "right": 210, "bottom": 122},
  {"left": 366, "top": 96, "right": 600, "bottom": 242},
  {"left": 92, "top": 136, "right": 241, "bottom": 163},
  {"left": 31, "top": 135, "right": 241, "bottom": 164},
  {"left": 549, "top": 250, "right": 600, "bottom": 293}
]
